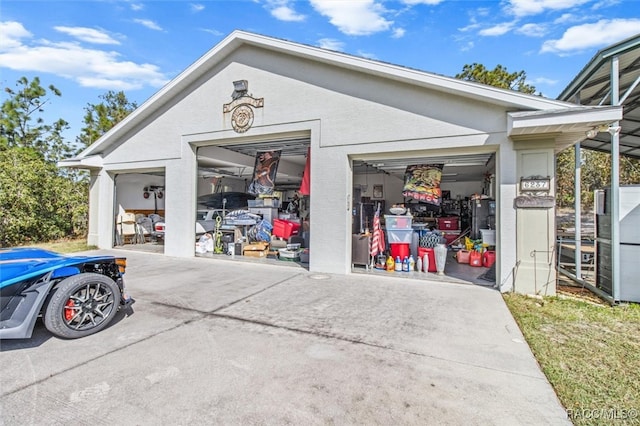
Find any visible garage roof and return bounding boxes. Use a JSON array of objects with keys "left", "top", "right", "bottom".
[
  {"left": 557, "top": 32, "right": 640, "bottom": 159},
  {"left": 60, "top": 31, "right": 622, "bottom": 175}
]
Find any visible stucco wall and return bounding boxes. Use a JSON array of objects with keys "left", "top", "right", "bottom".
[
  {"left": 513, "top": 142, "right": 557, "bottom": 295},
  {"left": 94, "top": 45, "right": 524, "bottom": 285}
]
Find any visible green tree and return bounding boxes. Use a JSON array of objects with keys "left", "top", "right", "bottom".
[
  {"left": 0, "top": 76, "right": 71, "bottom": 162},
  {"left": 557, "top": 148, "right": 640, "bottom": 208},
  {"left": 77, "top": 90, "right": 138, "bottom": 148},
  {"left": 0, "top": 147, "right": 87, "bottom": 246},
  {"left": 455, "top": 63, "right": 537, "bottom": 94},
  {"left": 0, "top": 76, "right": 87, "bottom": 246}
]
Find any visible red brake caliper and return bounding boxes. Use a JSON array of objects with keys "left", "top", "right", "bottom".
[{"left": 64, "top": 299, "right": 75, "bottom": 321}]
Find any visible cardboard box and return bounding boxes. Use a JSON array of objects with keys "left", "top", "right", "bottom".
[{"left": 243, "top": 242, "right": 269, "bottom": 258}]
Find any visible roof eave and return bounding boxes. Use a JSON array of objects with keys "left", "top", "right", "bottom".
[
  {"left": 57, "top": 155, "right": 103, "bottom": 170},
  {"left": 79, "top": 30, "right": 585, "bottom": 159}
]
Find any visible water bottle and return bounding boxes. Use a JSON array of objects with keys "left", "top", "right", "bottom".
[
  {"left": 409, "top": 255, "right": 415, "bottom": 272},
  {"left": 416, "top": 256, "right": 423, "bottom": 273},
  {"left": 423, "top": 253, "right": 430, "bottom": 273}
]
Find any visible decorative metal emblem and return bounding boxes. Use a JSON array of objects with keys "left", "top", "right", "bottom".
[{"left": 223, "top": 80, "right": 264, "bottom": 134}]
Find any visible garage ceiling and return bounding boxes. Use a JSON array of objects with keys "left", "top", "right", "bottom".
[
  {"left": 353, "top": 153, "right": 495, "bottom": 182},
  {"left": 197, "top": 138, "right": 495, "bottom": 186}
]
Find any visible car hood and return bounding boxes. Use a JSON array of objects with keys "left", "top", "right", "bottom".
[{"left": 0, "top": 248, "right": 115, "bottom": 288}]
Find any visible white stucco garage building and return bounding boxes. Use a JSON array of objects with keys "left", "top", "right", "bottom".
[{"left": 61, "top": 31, "right": 622, "bottom": 295}]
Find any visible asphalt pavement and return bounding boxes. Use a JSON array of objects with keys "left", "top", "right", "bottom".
[{"left": 0, "top": 249, "right": 570, "bottom": 425}]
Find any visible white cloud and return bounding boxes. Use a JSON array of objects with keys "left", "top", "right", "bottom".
[
  {"left": 400, "top": 0, "right": 443, "bottom": 4},
  {"left": 266, "top": 0, "right": 306, "bottom": 22},
  {"left": 392, "top": 28, "right": 406, "bottom": 38},
  {"left": 271, "top": 6, "right": 306, "bottom": 22},
  {"left": 554, "top": 13, "right": 577, "bottom": 24},
  {"left": 460, "top": 41, "right": 474, "bottom": 52},
  {"left": 200, "top": 28, "right": 224, "bottom": 37},
  {"left": 505, "top": 0, "right": 592, "bottom": 18},
  {"left": 479, "top": 22, "right": 515, "bottom": 36},
  {"left": 191, "top": 3, "right": 205, "bottom": 13},
  {"left": 357, "top": 50, "right": 378, "bottom": 59},
  {"left": 54, "top": 26, "right": 120, "bottom": 45},
  {"left": 531, "top": 76, "right": 559, "bottom": 85},
  {"left": 541, "top": 18, "right": 640, "bottom": 54},
  {"left": 458, "top": 22, "right": 481, "bottom": 33},
  {"left": 130, "top": 3, "right": 144, "bottom": 11},
  {"left": 0, "top": 21, "right": 32, "bottom": 50},
  {"left": 0, "top": 21, "right": 168, "bottom": 90},
  {"left": 309, "top": 0, "right": 392, "bottom": 36},
  {"left": 516, "top": 23, "right": 547, "bottom": 37},
  {"left": 133, "top": 19, "right": 163, "bottom": 31},
  {"left": 317, "top": 38, "right": 345, "bottom": 51},
  {"left": 592, "top": 0, "right": 622, "bottom": 10}
]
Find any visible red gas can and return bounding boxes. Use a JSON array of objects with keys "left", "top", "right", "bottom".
[
  {"left": 483, "top": 250, "right": 496, "bottom": 268},
  {"left": 469, "top": 250, "right": 482, "bottom": 267}
]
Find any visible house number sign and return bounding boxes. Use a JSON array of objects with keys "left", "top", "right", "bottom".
[{"left": 519, "top": 177, "right": 551, "bottom": 192}]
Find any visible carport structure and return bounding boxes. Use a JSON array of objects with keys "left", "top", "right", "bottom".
[{"left": 557, "top": 33, "right": 640, "bottom": 303}]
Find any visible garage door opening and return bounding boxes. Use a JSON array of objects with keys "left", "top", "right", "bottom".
[
  {"left": 113, "top": 172, "right": 165, "bottom": 253},
  {"left": 195, "top": 137, "right": 310, "bottom": 266},
  {"left": 351, "top": 152, "right": 497, "bottom": 286}
]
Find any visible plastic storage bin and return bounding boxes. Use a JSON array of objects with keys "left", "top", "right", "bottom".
[
  {"left": 272, "top": 219, "right": 300, "bottom": 239},
  {"left": 384, "top": 215, "right": 412, "bottom": 230},
  {"left": 443, "top": 230, "right": 461, "bottom": 245},
  {"left": 390, "top": 243, "right": 410, "bottom": 260},
  {"left": 387, "top": 229, "right": 413, "bottom": 244},
  {"left": 437, "top": 217, "right": 459, "bottom": 230},
  {"left": 480, "top": 229, "right": 496, "bottom": 246}
]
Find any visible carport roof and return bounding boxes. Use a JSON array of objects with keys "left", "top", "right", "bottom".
[{"left": 557, "top": 32, "right": 640, "bottom": 159}]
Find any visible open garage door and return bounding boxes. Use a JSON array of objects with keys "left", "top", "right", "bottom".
[
  {"left": 195, "top": 136, "right": 310, "bottom": 264},
  {"left": 113, "top": 171, "right": 165, "bottom": 253},
  {"left": 351, "top": 151, "right": 497, "bottom": 285}
]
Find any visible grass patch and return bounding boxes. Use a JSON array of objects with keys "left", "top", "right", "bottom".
[
  {"left": 504, "top": 293, "right": 640, "bottom": 425},
  {"left": 18, "top": 238, "right": 97, "bottom": 254}
]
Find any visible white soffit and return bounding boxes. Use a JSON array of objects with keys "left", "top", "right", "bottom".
[{"left": 508, "top": 106, "right": 623, "bottom": 136}]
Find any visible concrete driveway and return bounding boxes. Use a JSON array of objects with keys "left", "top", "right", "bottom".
[{"left": 0, "top": 250, "right": 570, "bottom": 425}]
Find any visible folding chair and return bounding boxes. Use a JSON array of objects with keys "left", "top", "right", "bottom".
[{"left": 117, "top": 212, "right": 138, "bottom": 244}]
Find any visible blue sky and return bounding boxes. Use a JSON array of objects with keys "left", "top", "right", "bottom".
[{"left": 1, "top": 0, "right": 639, "bottom": 144}]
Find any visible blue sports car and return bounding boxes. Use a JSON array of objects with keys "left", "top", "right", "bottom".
[{"left": 0, "top": 248, "right": 134, "bottom": 339}]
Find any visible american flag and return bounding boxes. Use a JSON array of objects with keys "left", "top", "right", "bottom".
[{"left": 370, "top": 205, "right": 385, "bottom": 261}]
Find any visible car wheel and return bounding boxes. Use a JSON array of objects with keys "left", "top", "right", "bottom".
[{"left": 44, "top": 273, "right": 120, "bottom": 339}]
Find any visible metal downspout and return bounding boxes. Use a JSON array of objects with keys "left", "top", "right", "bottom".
[{"left": 611, "top": 55, "right": 621, "bottom": 302}]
